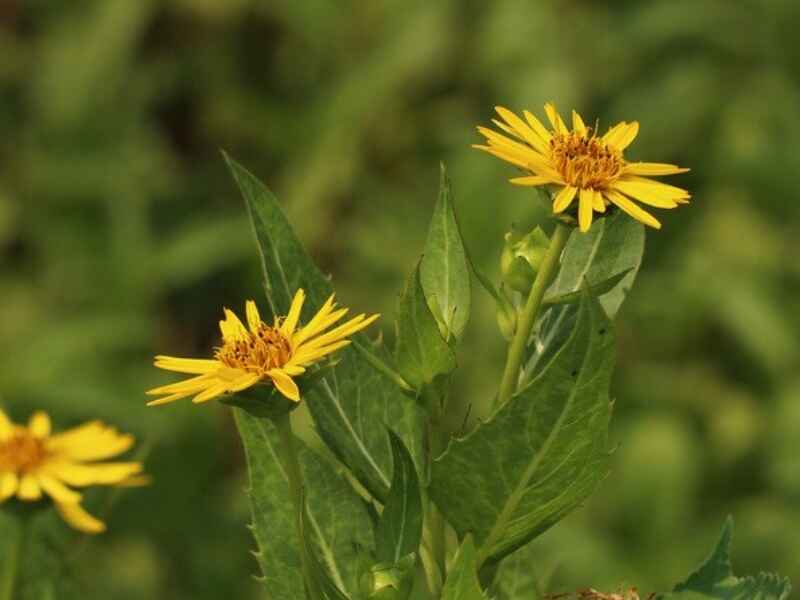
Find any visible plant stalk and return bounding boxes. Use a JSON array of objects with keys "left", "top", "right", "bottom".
[
  {"left": 0, "top": 512, "right": 28, "bottom": 600},
  {"left": 274, "top": 412, "right": 322, "bottom": 599},
  {"left": 496, "top": 222, "right": 571, "bottom": 406}
]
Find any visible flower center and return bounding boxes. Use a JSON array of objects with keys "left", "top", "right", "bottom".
[
  {"left": 550, "top": 130, "right": 624, "bottom": 190},
  {"left": 215, "top": 324, "right": 292, "bottom": 374},
  {"left": 0, "top": 430, "right": 47, "bottom": 472}
]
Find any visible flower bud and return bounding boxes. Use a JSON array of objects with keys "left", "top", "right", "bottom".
[{"left": 501, "top": 226, "right": 550, "bottom": 294}]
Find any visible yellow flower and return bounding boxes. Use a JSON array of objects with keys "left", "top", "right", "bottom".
[
  {"left": 474, "top": 103, "right": 690, "bottom": 232},
  {"left": 0, "top": 409, "right": 143, "bottom": 534},
  {"left": 148, "top": 290, "right": 379, "bottom": 406}
]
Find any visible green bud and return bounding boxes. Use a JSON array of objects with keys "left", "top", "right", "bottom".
[
  {"left": 501, "top": 226, "right": 550, "bottom": 294},
  {"left": 495, "top": 285, "right": 517, "bottom": 341},
  {"left": 363, "top": 555, "right": 416, "bottom": 600}
]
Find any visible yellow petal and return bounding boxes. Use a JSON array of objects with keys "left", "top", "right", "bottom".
[
  {"left": 0, "top": 471, "right": 18, "bottom": 501},
  {"left": 28, "top": 411, "right": 51, "bottom": 439},
  {"left": 219, "top": 308, "right": 248, "bottom": 342},
  {"left": 146, "top": 373, "right": 217, "bottom": 396},
  {"left": 45, "top": 461, "right": 142, "bottom": 486},
  {"left": 297, "top": 314, "right": 379, "bottom": 353},
  {"left": 473, "top": 145, "right": 529, "bottom": 169},
  {"left": 495, "top": 106, "right": 550, "bottom": 154},
  {"left": 191, "top": 383, "right": 229, "bottom": 404},
  {"left": 605, "top": 190, "right": 662, "bottom": 229},
  {"left": 47, "top": 422, "right": 135, "bottom": 461},
  {"left": 268, "top": 369, "right": 300, "bottom": 402},
  {"left": 578, "top": 188, "right": 594, "bottom": 233},
  {"left": 605, "top": 121, "right": 639, "bottom": 151},
  {"left": 572, "top": 110, "right": 587, "bottom": 136},
  {"left": 55, "top": 502, "right": 106, "bottom": 534},
  {"left": 509, "top": 175, "right": 551, "bottom": 187},
  {"left": 38, "top": 475, "right": 82, "bottom": 504},
  {"left": 523, "top": 110, "right": 553, "bottom": 144},
  {"left": 153, "top": 357, "right": 220, "bottom": 374},
  {"left": 18, "top": 474, "right": 42, "bottom": 500},
  {"left": 291, "top": 340, "right": 351, "bottom": 366},
  {"left": 544, "top": 102, "right": 568, "bottom": 134},
  {"left": 592, "top": 189, "right": 606, "bottom": 213},
  {"left": 280, "top": 289, "right": 306, "bottom": 337},
  {"left": 0, "top": 409, "right": 13, "bottom": 440},
  {"left": 293, "top": 304, "right": 349, "bottom": 347},
  {"left": 228, "top": 373, "right": 261, "bottom": 393},
  {"left": 624, "top": 162, "right": 690, "bottom": 176},
  {"left": 552, "top": 185, "right": 578, "bottom": 213},
  {"left": 614, "top": 180, "right": 684, "bottom": 208},
  {"left": 245, "top": 300, "right": 262, "bottom": 334}
]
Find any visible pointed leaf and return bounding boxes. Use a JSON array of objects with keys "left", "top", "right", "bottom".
[
  {"left": 234, "top": 411, "right": 374, "bottom": 598},
  {"left": 225, "top": 154, "right": 423, "bottom": 502},
  {"left": 375, "top": 431, "right": 423, "bottom": 564},
  {"left": 547, "top": 211, "right": 644, "bottom": 318},
  {"left": 395, "top": 264, "right": 457, "bottom": 391},
  {"left": 441, "top": 535, "right": 486, "bottom": 600},
  {"left": 523, "top": 212, "right": 643, "bottom": 383},
  {"left": 660, "top": 517, "right": 791, "bottom": 600},
  {"left": 430, "top": 291, "right": 614, "bottom": 565},
  {"left": 299, "top": 494, "right": 352, "bottom": 600},
  {"left": 543, "top": 269, "right": 633, "bottom": 306},
  {"left": 421, "top": 164, "right": 471, "bottom": 341}
]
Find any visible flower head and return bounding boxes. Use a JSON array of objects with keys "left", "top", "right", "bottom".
[
  {"left": 474, "top": 103, "right": 690, "bottom": 232},
  {"left": 148, "top": 290, "right": 379, "bottom": 406},
  {"left": 0, "top": 409, "right": 143, "bottom": 533}
]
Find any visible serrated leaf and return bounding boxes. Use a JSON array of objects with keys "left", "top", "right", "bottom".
[
  {"left": 660, "top": 517, "right": 791, "bottom": 600},
  {"left": 441, "top": 535, "right": 486, "bottom": 600},
  {"left": 225, "top": 154, "right": 423, "bottom": 502},
  {"left": 395, "top": 264, "right": 457, "bottom": 391},
  {"left": 421, "top": 164, "right": 471, "bottom": 341},
  {"left": 234, "top": 412, "right": 374, "bottom": 598},
  {"left": 299, "top": 494, "right": 352, "bottom": 600},
  {"left": 375, "top": 431, "right": 423, "bottom": 565},
  {"left": 430, "top": 291, "right": 614, "bottom": 565}
]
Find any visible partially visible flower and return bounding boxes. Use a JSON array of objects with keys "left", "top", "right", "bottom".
[
  {"left": 0, "top": 409, "right": 143, "bottom": 533},
  {"left": 474, "top": 103, "right": 690, "bottom": 232},
  {"left": 148, "top": 290, "right": 379, "bottom": 406}
]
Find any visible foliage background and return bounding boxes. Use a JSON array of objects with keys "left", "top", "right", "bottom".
[{"left": 1, "top": 1, "right": 798, "bottom": 597}]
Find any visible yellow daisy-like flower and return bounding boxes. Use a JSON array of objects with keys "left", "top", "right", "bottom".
[
  {"left": 474, "top": 102, "right": 690, "bottom": 232},
  {"left": 0, "top": 409, "right": 143, "bottom": 533},
  {"left": 147, "top": 290, "right": 379, "bottom": 406}
]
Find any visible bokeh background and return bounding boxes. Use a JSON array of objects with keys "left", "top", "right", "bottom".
[{"left": 2, "top": 1, "right": 799, "bottom": 597}]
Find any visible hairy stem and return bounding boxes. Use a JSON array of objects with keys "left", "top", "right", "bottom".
[{"left": 496, "top": 222, "right": 571, "bottom": 406}]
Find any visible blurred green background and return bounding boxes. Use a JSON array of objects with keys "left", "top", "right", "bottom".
[{"left": 1, "top": 0, "right": 799, "bottom": 597}]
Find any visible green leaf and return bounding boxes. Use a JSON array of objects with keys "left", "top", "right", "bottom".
[
  {"left": 299, "top": 494, "right": 352, "bottom": 600},
  {"left": 490, "top": 541, "right": 548, "bottom": 600},
  {"left": 395, "top": 264, "right": 457, "bottom": 391},
  {"left": 430, "top": 291, "right": 614, "bottom": 565},
  {"left": 523, "top": 212, "right": 644, "bottom": 383},
  {"left": 543, "top": 269, "right": 633, "bottom": 306},
  {"left": 234, "top": 412, "right": 374, "bottom": 598},
  {"left": 375, "top": 431, "right": 423, "bottom": 564},
  {"left": 660, "top": 517, "right": 791, "bottom": 600},
  {"left": 225, "top": 154, "right": 423, "bottom": 502},
  {"left": 420, "top": 164, "right": 471, "bottom": 341},
  {"left": 441, "top": 535, "right": 486, "bottom": 600},
  {"left": 547, "top": 211, "right": 645, "bottom": 318}
]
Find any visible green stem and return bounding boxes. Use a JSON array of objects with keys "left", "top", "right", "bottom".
[
  {"left": 274, "top": 413, "right": 322, "bottom": 599},
  {"left": 496, "top": 223, "right": 571, "bottom": 407},
  {"left": 1, "top": 513, "right": 28, "bottom": 600}
]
